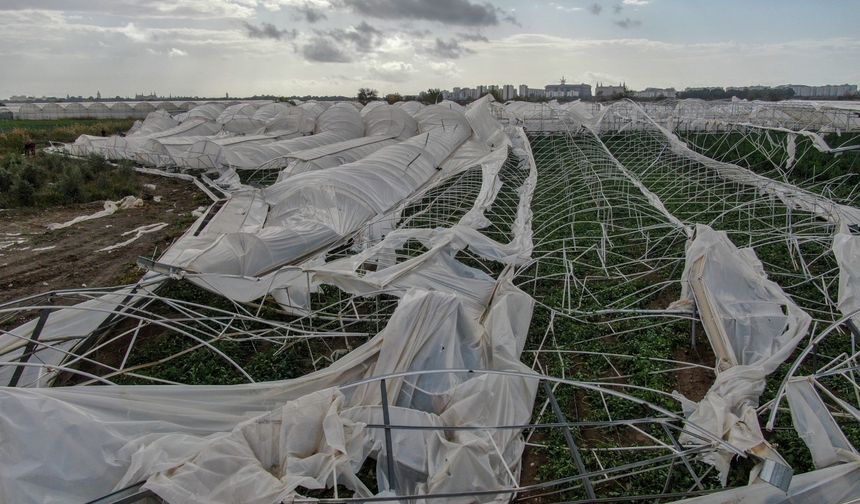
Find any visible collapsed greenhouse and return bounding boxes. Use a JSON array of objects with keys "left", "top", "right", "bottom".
[{"left": 1, "top": 96, "right": 860, "bottom": 503}]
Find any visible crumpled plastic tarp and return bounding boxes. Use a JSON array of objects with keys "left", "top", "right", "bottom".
[
  {"left": 784, "top": 377, "right": 860, "bottom": 469},
  {"left": 673, "top": 225, "right": 811, "bottom": 483},
  {"left": 833, "top": 222, "right": 860, "bottom": 326},
  {"left": 0, "top": 279, "right": 538, "bottom": 504}
]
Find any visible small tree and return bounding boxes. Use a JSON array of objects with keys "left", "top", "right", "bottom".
[
  {"left": 357, "top": 87, "right": 379, "bottom": 105},
  {"left": 385, "top": 92, "right": 403, "bottom": 104},
  {"left": 420, "top": 88, "right": 442, "bottom": 105},
  {"left": 487, "top": 89, "right": 503, "bottom": 102}
]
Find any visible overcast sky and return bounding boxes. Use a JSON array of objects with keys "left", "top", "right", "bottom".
[{"left": 1, "top": 0, "right": 858, "bottom": 99}]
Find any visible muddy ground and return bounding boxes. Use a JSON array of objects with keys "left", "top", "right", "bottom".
[{"left": 0, "top": 175, "right": 208, "bottom": 304}]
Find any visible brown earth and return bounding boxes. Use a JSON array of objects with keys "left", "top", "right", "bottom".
[
  {"left": 673, "top": 329, "right": 716, "bottom": 402},
  {"left": 0, "top": 175, "right": 207, "bottom": 305}
]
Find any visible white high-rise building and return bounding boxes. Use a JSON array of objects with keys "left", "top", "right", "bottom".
[{"left": 518, "top": 84, "right": 529, "bottom": 99}]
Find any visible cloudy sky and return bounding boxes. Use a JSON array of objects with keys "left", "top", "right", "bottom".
[{"left": 0, "top": 0, "right": 858, "bottom": 99}]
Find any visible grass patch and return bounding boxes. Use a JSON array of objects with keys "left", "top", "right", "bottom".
[{"left": 0, "top": 118, "right": 139, "bottom": 209}]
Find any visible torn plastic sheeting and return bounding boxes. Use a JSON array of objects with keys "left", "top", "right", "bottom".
[
  {"left": 98, "top": 222, "right": 168, "bottom": 252},
  {"left": 141, "top": 101, "right": 511, "bottom": 307},
  {"left": 0, "top": 281, "right": 538, "bottom": 504},
  {"left": 177, "top": 106, "right": 473, "bottom": 277},
  {"left": 46, "top": 195, "right": 143, "bottom": 230},
  {"left": 0, "top": 203, "right": 215, "bottom": 388},
  {"left": 630, "top": 101, "right": 860, "bottom": 226},
  {"left": 833, "top": 223, "right": 860, "bottom": 326},
  {"left": 311, "top": 230, "right": 498, "bottom": 314},
  {"left": 672, "top": 461, "right": 860, "bottom": 504},
  {"left": 451, "top": 127, "right": 536, "bottom": 263},
  {"left": 119, "top": 282, "right": 538, "bottom": 504},
  {"left": 184, "top": 139, "right": 530, "bottom": 312},
  {"left": 675, "top": 225, "right": 812, "bottom": 483},
  {"left": 0, "top": 282, "right": 160, "bottom": 388},
  {"left": 784, "top": 377, "right": 859, "bottom": 469}
]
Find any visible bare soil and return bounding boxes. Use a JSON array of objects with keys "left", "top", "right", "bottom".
[
  {"left": 673, "top": 330, "right": 716, "bottom": 402},
  {"left": 0, "top": 175, "right": 206, "bottom": 304}
]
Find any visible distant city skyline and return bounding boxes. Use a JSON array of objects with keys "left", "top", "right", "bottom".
[
  {"left": 5, "top": 81, "right": 858, "bottom": 103},
  {"left": 1, "top": 1, "right": 858, "bottom": 99}
]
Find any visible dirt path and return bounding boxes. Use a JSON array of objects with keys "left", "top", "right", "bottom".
[{"left": 0, "top": 175, "right": 208, "bottom": 304}]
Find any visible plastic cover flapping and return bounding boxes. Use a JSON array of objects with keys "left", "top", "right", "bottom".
[{"left": 674, "top": 224, "right": 812, "bottom": 483}]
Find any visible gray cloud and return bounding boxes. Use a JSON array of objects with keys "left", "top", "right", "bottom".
[
  {"left": 335, "top": 0, "right": 515, "bottom": 26},
  {"left": 326, "top": 21, "right": 382, "bottom": 51},
  {"left": 589, "top": 3, "right": 603, "bottom": 15},
  {"left": 501, "top": 11, "right": 521, "bottom": 27},
  {"left": 613, "top": 4, "right": 623, "bottom": 14},
  {"left": 294, "top": 2, "right": 328, "bottom": 22},
  {"left": 0, "top": 0, "right": 257, "bottom": 19},
  {"left": 457, "top": 32, "right": 489, "bottom": 42},
  {"left": 429, "top": 38, "right": 475, "bottom": 59},
  {"left": 614, "top": 17, "right": 642, "bottom": 28},
  {"left": 302, "top": 36, "right": 351, "bottom": 62},
  {"left": 244, "top": 22, "right": 297, "bottom": 40}
]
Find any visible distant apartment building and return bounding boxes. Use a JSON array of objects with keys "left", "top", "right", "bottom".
[
  {"left": 544, "top": 79, "right": 591, "bottom": 99},
  {"left": 633, "top": 87, "right": 677, "bottom": 99},
  {"left": 518, "top": 86, "right": 546, "bottom": 99},
  {"left": 595, "top": 83, "right": 627, "bottom": 98},
  {"left": 502, "top": 84, "right": 516, "bottom": 101},
  {"left": 780, "top": 84, "right": 857, "bottom": 98}
]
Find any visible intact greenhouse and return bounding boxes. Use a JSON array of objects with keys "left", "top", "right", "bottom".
[{"left": 1, "top": 96, "right": 859, "bottom": 504}]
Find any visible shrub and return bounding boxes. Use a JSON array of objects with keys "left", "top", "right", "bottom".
[{"left": 11, "top": 177, "right": 35, "bottom": 206}]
